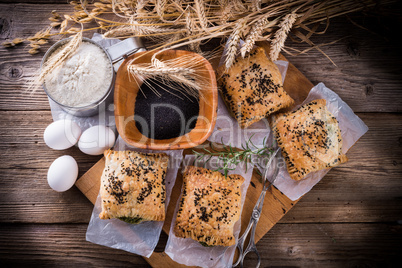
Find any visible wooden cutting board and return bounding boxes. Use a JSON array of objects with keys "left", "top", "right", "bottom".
[{"left": 75, "top": 42, "right": 313, "bottom": 267}]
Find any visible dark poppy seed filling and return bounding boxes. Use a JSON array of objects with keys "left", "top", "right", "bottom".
[{"left": 134, "top": 79, "right": 200, "bottom": 140}]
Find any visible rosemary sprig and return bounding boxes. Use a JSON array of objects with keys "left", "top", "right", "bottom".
[{"left": 193, "top": 135, "right": 273, "bottom": 177}]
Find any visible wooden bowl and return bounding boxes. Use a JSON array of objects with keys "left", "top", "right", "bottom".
[{"left": 114, "top": 50, "right": 218, "bottom": 150}]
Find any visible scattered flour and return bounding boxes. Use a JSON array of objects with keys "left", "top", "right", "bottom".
[{"left": 44, "top": 41, "right": 113, "bottom": 107}]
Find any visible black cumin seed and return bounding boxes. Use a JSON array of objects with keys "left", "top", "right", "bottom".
[{"left": 134, "top": 79, "right": 200, "bottom": 140}]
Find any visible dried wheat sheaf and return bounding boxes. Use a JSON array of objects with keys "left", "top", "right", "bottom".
[{"left": 11, "top": 0, "right": 396, "bottom": 88}]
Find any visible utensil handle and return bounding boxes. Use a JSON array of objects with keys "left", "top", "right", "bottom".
[
  {"left": 106, "top": 37, "right": 146, "bottom": 64},
  {"left": 232, "top": 215, "right": 255, "bottom": 267},
  {"left": 240, "top": 218, "right": 261, "bottom": 268}
]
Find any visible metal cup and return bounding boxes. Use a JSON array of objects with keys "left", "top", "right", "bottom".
[{"left": 41, "top": 37, "right": 145, "bottom": 117}]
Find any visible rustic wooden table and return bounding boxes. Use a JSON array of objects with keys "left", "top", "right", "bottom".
[{"left": 1, "top": 1, "right": 401, "bottom": 267}]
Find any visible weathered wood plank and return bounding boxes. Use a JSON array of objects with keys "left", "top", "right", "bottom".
[
  {"left": 1, "top": 164, "right": 401, "bottom": 224},
  {"left": 0, "top": 112, "right": 401, "bottom": 224},
  {"left": 0, "top": 223, "right": 150, "bottom": 267},
  {"left": 0, "top": 3, "right": 102, "bottom": 111},
  {"left": 257, "top": 222, "right": 402, "bottom": 267},
  {"left": 1, "top": 111, "right": 400, "bottom": 167},
  {"left": 1, "top": 5, "right": 402, "bottom": 112},
  {"left": 0, "top": 223, "right": 400, "bottom": 267},
  {"left": 1, "top": 2, "right": 401, "bottom": 267}
]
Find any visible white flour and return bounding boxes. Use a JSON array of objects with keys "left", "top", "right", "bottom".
[{"left": 44, "top": 41, "right": 113, "bottom": 107}]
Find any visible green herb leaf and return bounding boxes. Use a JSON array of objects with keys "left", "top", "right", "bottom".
[
  {"left": 193, "top": 135, "right": 273, "bottom": 178},
  {"left": 118, "top": 216, "right": 143, "bottom": 224},
  {"left": 199, "top": 241, "right": 214, "bottom": 247}
]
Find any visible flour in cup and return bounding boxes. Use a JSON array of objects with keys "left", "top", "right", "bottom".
[{"left": 44, "top": 41, "right": 113, "bottom": 107}]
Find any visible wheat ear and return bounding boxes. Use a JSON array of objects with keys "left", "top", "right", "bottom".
[
  {"left": 218, "top": 0, "right": 231, "bottom": 25},
  {"left": 270, "top": 12, "right": 298, "bottom": 61},
  {"left": 127, "top": 66, "right": 194, "bottom": 76},
  {"left": 232, "top": 0, "right": 247, "bottom": 12},
  {"left": 225, "top": 18, "right": 246, "bottom": 69},
  {"left": 251, "top": 0, "right": 261, "bottom": 11},
  {"left": 240, "top": 17, "right": 268, "bottom": 58},
  {"left": 29, "top": 31, "right": 82, "bottom": 91},
  {"left": 103, "top": 17, "right": 163, "bottom": 39},
  {"left": 155, "top": 0, "right": 167, "bottom": 21},
  {"left": 185, "top": 11, "right": 201, "bottom": 53},
  {"left": 126, "top": 53, "right": 212, "bottom": 98},
  {"left": 194, "top": 0, "right": 208, "bottom": 31},
  {"left": 135, "top": 0, "right": 149, "bottom": 17}
]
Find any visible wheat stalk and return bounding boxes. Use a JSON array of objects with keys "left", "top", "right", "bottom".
[
  {"left": 135, "top": 0, "right": 149, "bottom": 17},
  {"left": 252, "top": 0, "right": 262, "bottom": 11},
  {"left": 128, "top": 57, "right": 199, "bottom": 93},
  {"left": 128, "top": 65, "right": 194, "bottom": 75},
  {"left": 12, "top": 0, "right": 396, "bottom": 68},
  {"left": 194, "top": 0, "right": 208, "bottom": 31},
  {"left": 225, "top": 18, "right": 247, "bottom": 69},
  {"left": 185, "top": 11, "right": 202, "bottom": 53},
  {"left": 103, "top": 17, "right": 165, "bottom": 38},
  {"left": 232, "top": 0, "right": 248, "bottom": 12},
  {"left": 155, "top": 0, "right": 167, "bottom": 21},
  {"left": 127, "top": 52, "right": 216, "bottom": 98},
  {"left": 240, "top": 17, "right": 269, "bottom": 58},
  {"left": 29, "top": 31, "right": 82, "bottom": 91},
  {"left": 270, "top": 11, "right": 299, "bottom": 61},
  {"left": 219, "top": 3, "right": 232, "bottom": 25}
]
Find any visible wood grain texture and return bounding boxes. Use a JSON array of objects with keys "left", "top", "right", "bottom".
[
  {"left": 0, "top": 114, "right": 400, "bottom": 225},
  {"left": 1, "top": 1, "right": 402, "bottom": 267},
  {"left": 1, "top": 5, "right": 402, "bottom": 112},
  {"left": 0, "top": 224, "right": 150, "bottom": 267},
  {"left": 0, "top": 223, "right": 400, "bottom": 267}
]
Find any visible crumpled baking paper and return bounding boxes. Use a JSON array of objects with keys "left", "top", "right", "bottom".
[
  {"left": 164, "top": 155, "right": 254, "bottom": 268},
  {"left": 86, "top": 136, "right": 183, "bottom": 257}
]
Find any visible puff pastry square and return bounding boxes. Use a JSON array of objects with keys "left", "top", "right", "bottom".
[
  {"left": 174, "top": 166, "right": 244, "bottom": 247},
  {"left": 99, "top": 149, "right": 169, "bottom": 223},
  {"left": 217, "top": 47, "right": 294, "bottom": 128},
  {"left": 272, "top": 99, "right": 348, "bottom": 181}
]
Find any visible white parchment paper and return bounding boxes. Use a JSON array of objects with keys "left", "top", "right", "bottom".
[
  {"left": 164, "top": 155, "right": 254, "bottom": 268},
  {"left": 86, "top": 136, "right": 183, "bottom": 257}
]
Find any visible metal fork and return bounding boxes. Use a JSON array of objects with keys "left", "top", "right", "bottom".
[{"left": 232, "top": 147, "right": 280, "bottom": 268}]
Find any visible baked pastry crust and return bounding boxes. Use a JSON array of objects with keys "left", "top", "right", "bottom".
[
  {"left": 174, "top": 166, "right": 244, "bottom": 247},
  {"left": 272, "top": 99, "right": 348, "bottom": 181},
  {"left": 217, "top": 47, "right": 294, "bottom": 128},
  {"left": 99, "top": 149, "right": 168, "bottom": 222}
]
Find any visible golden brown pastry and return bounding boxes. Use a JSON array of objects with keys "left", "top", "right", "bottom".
[
  {"left": 99, "top": 149, "right": 169, "bottom": 223},
  {"left": 174, "top": 166, "right": 244, "bottom": 247},
  {"left": 272, "top": 99, "right": 348, "bottom": 181},
  {"left": 217, "top": 47, "right": 294, "bottom": 128}
]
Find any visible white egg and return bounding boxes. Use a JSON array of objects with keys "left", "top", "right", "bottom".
[
  {"left": 47, "top": 155, "right": 79, "bottom": 192},
  {"left": 44, "top": 120, "right": 82, "bottom": 150},
  {"left": 78, "top": 125, "right": 115, "bottom": 155}
]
